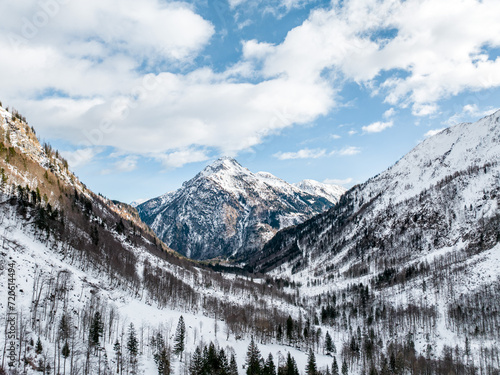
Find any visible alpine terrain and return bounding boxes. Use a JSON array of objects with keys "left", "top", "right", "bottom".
[
  {"left": 0, "top": 101, "right": 499, "bottom": 375},
  {"left": 137, "top": 157, "right": 345, "bottom": 260}
]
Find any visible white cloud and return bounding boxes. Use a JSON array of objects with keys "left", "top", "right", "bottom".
[
  {"left": 362, "top": 120, "right": 393, "bottom": 134},
  {"left": 348, "top": 130, "right": 357, "bottom": 136},
  {"left": 336, "top": 146, "right": 361, "bottom": 156},
  {"left": 330, "top": 134, "right": 341, "bottom": 139},
  {"left": 424, "top": 128, "right": 445, "bottom": 138},
  {"left": 248, "top": 0, "right": 500, "bottom": 114},
  {"left": 323, "top": 177, "right": 353, "bottom": 186},
  {"left": 229, "top": 0, "right": 316, "bottom": 14},
  {"left": 60, "top": 147, "right": 101, "bottom": 169},
  {"left": 383, "top": 108, "right": 396, "bottom": 118},
  {"left": 445, "top": 104, "right": 497, "bottom": 125},
  {"left": 101, "top": 155, "right": 138, "bottom": 174},
  {"left": 274, "top": 148, "right": 327, "bottom": 160},
  {"left": 156, "top": 149, "right": 211, "bottom": 169},
  {"left": 4, "top": 0, "right": 500, "bottom": 172}
]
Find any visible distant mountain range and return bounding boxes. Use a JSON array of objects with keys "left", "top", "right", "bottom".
[{"left": 137, "top": 157, "right": 346, "bottom": 260}]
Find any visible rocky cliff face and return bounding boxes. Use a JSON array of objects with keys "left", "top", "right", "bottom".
[{"left": 137, "top": 157, "right": 346, "bottom": 260}]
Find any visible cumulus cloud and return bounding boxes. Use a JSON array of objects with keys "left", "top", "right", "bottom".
[
  {"left": 274, "top": 148, "right": 327, "bottom": 160},
  {"left": 3, "top": 0, "right": 500, "bottom": 171},
  {"left": 60, "top": 147, "right": 101, "bottom": 169},
  {"left": 156, "top": 149, "right": 211, "bottom": 169},
  {"left": 383, "top": 108, "right": 396, "bottom": 118},
  {"left": 247, "top": 0, "right": 500, "bottom": 114},
  {"left": 362, "top": 121, "right": 394, "bottom": 133},
  {"left": 445, "top": 104, "right": 497, "bottom": 125}
]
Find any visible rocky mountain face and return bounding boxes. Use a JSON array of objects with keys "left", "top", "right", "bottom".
[
  {"left": 137, "top": 157, "right": 346, "bottom": 260},
  {"left": 252, "top": 111, "right": 500, "bottom": 276}
]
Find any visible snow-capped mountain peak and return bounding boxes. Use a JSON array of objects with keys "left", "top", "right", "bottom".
[{"left": 137, "top": 158, "right": 345, "bottom": 260}]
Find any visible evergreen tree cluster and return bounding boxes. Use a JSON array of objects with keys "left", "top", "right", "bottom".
[{"left": 189, "top": 342, "right": 238, "bottom": 375}]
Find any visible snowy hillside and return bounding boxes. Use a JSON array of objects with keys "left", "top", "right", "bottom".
[
  {"left": 137, "top": 157, "right": 345, "bottom": 260},
  {"left": 0, "top": 105, "right": 341, "bottom": 374},
  {"left": 293, "top": 180, "right": 347, "bottom": 205},
  {"left": 1, "top": 103, "right": 499, "bottom": 374},
  {"left": 251, "top": 110, "right": 500, "bottom": 371}
]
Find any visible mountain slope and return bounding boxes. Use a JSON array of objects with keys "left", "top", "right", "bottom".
[
  {"left": 0, "top": 105, "right": 329, "bottom": 375},
  {"left": 249, "top": 111, "right": 500, "bottom": 366},
  {"left": 137, "top": 157, "right": 346, "bottom": 260},
  {"left": 253, "top": 111, "right": 500, "bottom": 275}
]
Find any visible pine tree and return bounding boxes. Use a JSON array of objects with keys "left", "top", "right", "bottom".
[
  {"left": 289, "top": 354, "right": 299, "bottom": 375},
  {"left": 153, "top": 332, "right": 171, "bottom": 375},
  {"left": 174, "top": 316, "right": 186, "bottom": 358},
  {"left": 305, "top": 349, "right": 317, "bottom": 375},
  {"left": 341, "top": 359, "right": 348, "bottom": 375},
  {"left": 218, "top": 348, "right": 229, "bottom": 375},
  {"left": 325, "top": 332, "right": 334, "bottom": 354},
  {"left": 89, "top": 311, "right": 103, "bottom": 347},
  {"left": 59, "top": 314, "right": 71, "bottom": 342},
  {"left": 286, "top": 316, "right": 294, "bottom": 344},
  {"left": 189, "top": 346, "right": 204, "bottom": 375},
  {"left": 332, "top": 357, "right": 339, "bottom": 375},
  {"left": 229, "top": 353, "right": 239, "bottom": 375},
  {"left": 35, "top": 337, "right": 43, "bottom": 354},
  {"left": 277, "top": 324, "right": 283, "bottom": 343},
  {"left": 263, "top": 353, "right": 276, "bottom": 375},
  {"left": 113, "top": 340, "right": 121, "bottom": 374},
  {"left": 245, "top": 337, "right": 262, "bottom": 375},
  {"left": 127, "top": 322, "right": 139, "bottom": 374}
]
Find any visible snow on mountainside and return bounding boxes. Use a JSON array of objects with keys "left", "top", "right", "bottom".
[
  {"left": 250, "top": 111, "right": 500, "bottom": 368},
  {"left": 2, "top": 104, "right": 499, "bottom": 373},
  {"left": 137, "top": 157, "right": 345, "bottom": 260},
  {"left": 0, "top": 105, "right": 337, "bottom": 374},
  {"left": 255, "top": 110, "right": 500, "bottom": 274},
  {"left": 293, "top": 179, "right": 347, "bottom": 204}
]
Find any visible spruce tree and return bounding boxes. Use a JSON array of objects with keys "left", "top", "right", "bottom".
[
  {"left": 113, "top": 340, "right": 121, "bottom": 374},
  {"left": 286, "top": 316, "right": 294, "bottom": 344},
  {"left": 341, "top": 359, "right": 348, "bottom": 375},
  {"left": 280, "top": 352, "right": 299, "bottom": 375},
  {"left": 325, "top": 332, "right": 334, "bottom": 354},
  {"left": 127, "top": 323, "right": 139, "bottom": 374},
  {"left": 153, "top": 332, "right": 170, "bottom": 375},
  {"left": 306, "top": 349, "right": 317, "bottom": 375},
  {"left": 89, "top": 311, "right": 103, "bottom": 347},
  {"left": 229, "top": 353, "right": 239, "bottom": 375},
  {"left": 174, "top": 316, "right": 186, "bottom": 358},
  {"left": 59, "top": 314, "right": 71, "bottom": 342},
  {"left": 61, "top": 342, "right": 70, "bottom": 375},
  {"left": 332, "top": 357, "right": 339, "bottom": 375},
  {"left": 189, "top": 346, "right": 204, "bottom": 375},
  {"left": 35, "top": 337, "right": 43, "bottom": 354},
  {"left": 245, "top": 337, "right": 262, "bottom": 375},
  {"left": 263, "top": 353, "right": 276, "bottom": 375}
]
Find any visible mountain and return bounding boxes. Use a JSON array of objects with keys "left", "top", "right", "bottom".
[
  {"left": 2, "top": 103, "right": 499, "bottom": 373},
  {"left": 0, "top": 105, "right": 330, "bottom": 374},
  {"left": 137, "top": 157, "right": 346, "bottom": 260},
  {"left": 253, "top": 111, "right": 500, "bottom": 274},
  {"left": 249, "top": 111, "right": 500, "bottom": 367},
  {"left": 293, "top": 179, "right": 347, "bottom": 203}
]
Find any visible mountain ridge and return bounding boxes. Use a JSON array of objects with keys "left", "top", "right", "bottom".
[{"left": 137, "top": 157, "right": 346, "bottom": 260}]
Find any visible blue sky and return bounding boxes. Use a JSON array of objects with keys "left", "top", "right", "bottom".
[{"left": 1, "top": 0, "right": 500, "bottom": 203}]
